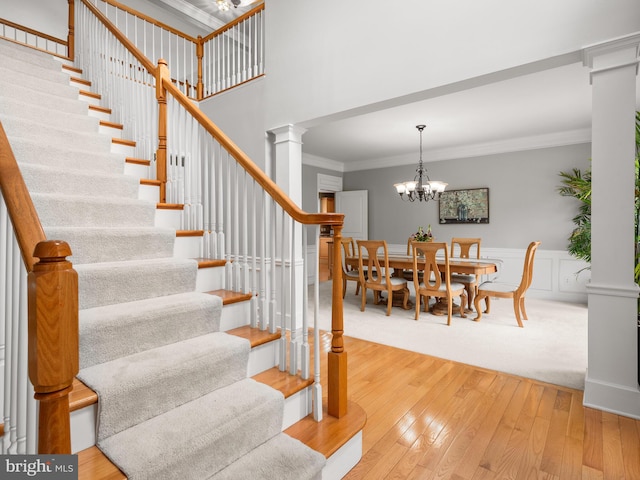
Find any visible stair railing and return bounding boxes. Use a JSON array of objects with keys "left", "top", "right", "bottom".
[
  {"left": 76, "top": 0, "right": 349, "bottom": 419},
  {"left": 0, "top": 123, "right": 79, "bottom": 454},
  {"left": 0, "top": 17, "right": 70, "bottom": 59},
  {"left": 84, "top": 0, "right": 264, "bottom": 100},
  {"left": 199, "top": 5, "right": 265, "bottom": 98}
]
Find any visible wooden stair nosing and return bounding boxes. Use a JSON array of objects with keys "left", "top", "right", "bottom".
[
  {"left": 88, "top": 104, "right": 112, "bottom": 115},
  {"left": 99, "top": 120, "right": 124, "bottom": 130},
  {"left": 206, "top": 289, "right": 253, "bottom": 305},
  {"left": 196, "top": 258, "right": 226, "bottom": 269},
  {"left": 125, "top": 157, "right": 150, "bottom": 166},
  {"left": 112, "top": 138, "right": 136, "bottom": 147},
  {"left": 62, "top": 64, "right": 83, "bottom": 74},
  {"left": 176, "top": 230, "right": 204, "bottom": 237},
  {"left": 227, "top": 325, "right": 280, "bottom": 349},
  {"left": 79, "top": 89, "right": 101, "bottom": 99},
  {"left": 71, "top": 76, "right": 92, "bottom": 86},
  {"left": 156, "top": 203, "right": 183, "bottom": 210},
  {"left": 252, "top": 366, "right": 314, "bottom": 400},
  {"left": 140, "top": 178, "right": 161, "bottom": 187}
]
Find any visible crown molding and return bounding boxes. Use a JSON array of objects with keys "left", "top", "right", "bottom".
[{"left": 302, "top": 153, "right": 345, "bottom": 173}]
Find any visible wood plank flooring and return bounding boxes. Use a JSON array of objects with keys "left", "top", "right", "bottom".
[{"left": 314, "top": 331, "right": 640, "bottom": 479}]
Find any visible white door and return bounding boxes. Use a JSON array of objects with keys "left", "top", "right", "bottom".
[{"left": 335, "top": 190, "right": 368, "bottom": 240}]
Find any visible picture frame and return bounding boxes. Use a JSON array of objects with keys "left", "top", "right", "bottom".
[{"left": 439, "top": 187, "right": 489, "bottom": 224}]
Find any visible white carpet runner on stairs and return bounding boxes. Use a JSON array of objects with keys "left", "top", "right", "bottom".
[{"left": 0, "top": 40, "right": 325, "bottom": 479}]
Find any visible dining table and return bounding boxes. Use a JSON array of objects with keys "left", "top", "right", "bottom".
[{"left": 345, "top": 254, "right": 499, "bottom": 314}]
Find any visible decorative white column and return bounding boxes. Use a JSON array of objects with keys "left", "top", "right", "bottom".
[
  {"left": 583, "top": 33, "right": 640, "bottom": 419},
  {"left": 269, "top": 124, "right": 307, "bottom": 333}
]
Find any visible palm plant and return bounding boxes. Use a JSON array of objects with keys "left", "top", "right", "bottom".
[{"left": 558, "top": 111, "right": 640, "bottom": 283}]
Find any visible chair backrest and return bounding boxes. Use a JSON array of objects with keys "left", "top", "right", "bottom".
[
  {"left": 406, "top": 237, "right": 414, "bottom": 255},
  {"left": 516, "top": 241, "right": 541, "bottom": 294},
  {"left": 341, "top": 237, "right": 356, "bottom": 273},
  {"left": 450, "top": 237, "right": 481, "bottom": 259},
  {"left": 412, "top": 241, "right": 451, "bottom": 294},
  {"left": 357, "top": 240, "right": 390, "bottom": 287}
]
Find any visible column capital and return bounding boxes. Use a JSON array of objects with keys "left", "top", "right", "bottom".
[
  {"left": 582, "top": 32, "right": 640, "bottom": 82},
  {"left": 269, "top": 124, "right": 307, "bottom": 145}
]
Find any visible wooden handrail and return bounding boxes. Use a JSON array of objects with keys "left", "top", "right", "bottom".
[
  {"left": 99, "top": 0, "right": 199, "bottom": 43},
  {"left": 201, "top": 3, "right": 265, "bottom": 43},
  {"left": 0, "top": 122, "right": 79, "bottom": 452},
  {"left": 0, "top": 122, "right": 46, "bottom": 271},
  {"left": 159, "top": 65, "right": 344, "bottom": 227},
  {"left": 0, "top": 17, "right": 67, "bottom": 47},
  {"left": 80, "top": 0, "right": 157, "bottom": 76}
]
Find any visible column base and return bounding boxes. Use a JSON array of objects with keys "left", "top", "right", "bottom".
[{"left": 584, "top": 369, "right": 640, "bottom": 420}]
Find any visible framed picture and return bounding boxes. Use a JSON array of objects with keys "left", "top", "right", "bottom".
[{"left": 439, "top": 188, "right": 489, "bottom": 224}]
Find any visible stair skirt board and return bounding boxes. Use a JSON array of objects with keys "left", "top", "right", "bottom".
[{"left": 1, "top": 38, "right": 329, "bottom": 479}]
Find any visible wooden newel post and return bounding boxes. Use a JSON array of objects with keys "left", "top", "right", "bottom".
[
  {"left": 196, "top": 37, "right": 204, "bottom": 100},
  {"left": 156, "top": 59, "right": 169, "bottom": 203},
  {"left": 328, "top": 225, "right": 347, "bottom": 418},
  {"left": 67, "top": 0, "right": 75, "bottom": 61},
  {"left": 28, "top": 240, "right": 78, "bottom": 454}
]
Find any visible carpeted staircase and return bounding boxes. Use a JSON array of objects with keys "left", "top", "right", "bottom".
[{"left": 0, "top": 39, "right": 325, "bottom": 479}]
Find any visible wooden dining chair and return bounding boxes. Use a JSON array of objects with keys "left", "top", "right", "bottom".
[
  {"left": 357, "top": 240, "right": 409, "bottom": 316},
  {"left": 340, "top": 236, "right": 364, "bottom": 297},
  {"left": 473, "top": 241, "right": 541, "bottom": 327},
  {"left": 450, "top": 237, "right": 482, "bottom": 310},
  {"left": 412, "top": 241, "right": 467, "bottom": 325}
]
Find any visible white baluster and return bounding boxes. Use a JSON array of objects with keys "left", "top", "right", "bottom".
[
  {"left": 289, "top": 217, "right": 297, "bottom": 376},
  {"left": 278, "top": 208, "right": 287, "bottom": 372},
  {"left": 313, "top": 226, "right": 323, "bottom": 421},
  {"left": 301, "top": 227, "right": 310, "bottom": 380}
]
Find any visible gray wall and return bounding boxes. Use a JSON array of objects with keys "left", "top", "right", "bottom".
[{"left": 340, "top": 143, "right": 591, "bottom": 251}]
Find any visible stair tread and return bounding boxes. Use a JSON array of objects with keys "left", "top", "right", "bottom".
[
  {"left": 252, "top": 366, "right": 314, "bottom": 399},
  {"left": 207, "top": 289, "right": 253, "bottom": 305},
  {"left": 70, "top": 378, "right": 98, "bottom": 412},
  {"left": 78, "top": 447, "right": 125, "bottom": 480},
  {"left": 285, "top": 400, "right": 367, "bottom": 459},
  {"left": 176, "top": 229, "right": 204, "bottom": 237},
  {"left": 228, "top": 325, "right": 280, "bottom": 348}
]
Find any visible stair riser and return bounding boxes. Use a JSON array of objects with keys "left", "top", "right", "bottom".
[
  {"left": 155, "top": 208, "right": 182, "bottom": 229},
  {"left": 174, "top": 235, "right": 202, "bottom": 259},
  {"left": 139, "top": 183, "right": 159, "bottom": 202},
  {"left": 32, "top": 195, "right": 157, "bottom": 229},
  {"left": 123, "top": 160, "right": 150, "bottom": 179},
  {"left": 75, "top": 259, "right": 198, "bottom": 310},
  {"left": 14, "top": 143, "right": 124, "bottom": 175},
  {"left": 196, "top": 265, "right": 225, "bottom": 292},
  {"left": 220, "top": 301, "right": 251, "bottom": 331}
]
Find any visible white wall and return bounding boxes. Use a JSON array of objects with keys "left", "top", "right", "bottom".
[
  {"left": 265, "top": 0, "right": 640, "bottom": 129},
  {"left": 199, "top": 77, "right": 267, "bottom": 171},
  {"left": 1, "top": 0, "right": 68, "bottom": 40}
]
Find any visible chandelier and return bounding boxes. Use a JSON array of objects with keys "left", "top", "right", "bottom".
[{"left": 394, "top": 125, "right": 447, "bottom": 202}]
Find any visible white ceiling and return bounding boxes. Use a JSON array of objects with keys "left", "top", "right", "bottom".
[{"left": 149, "top": 0, "right": 640, "bottom": 171}]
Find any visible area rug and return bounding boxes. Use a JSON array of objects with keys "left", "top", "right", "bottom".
[{"left": 311, "top": 281, "right": 588, "bottom": 390}]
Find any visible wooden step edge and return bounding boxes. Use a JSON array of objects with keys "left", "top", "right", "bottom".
[
  {"left": 252, "top": 366, "right": 314, "bottom": 399},
  {"left": 0, "top": 423, "right": 4, "bottom": 437},
  {"left": 285, "top": 400, "right": 367, "bottom": 459},
  {"left": 140, "top": 178, "right": 161, "bottom": 187},
  {"left": 71, "top": 76, "right": 91, "bottom": 86},
  {"left": 227, "top": 325, "right": 281, "bottom": 349},
  {"left": 62, "top": 64, "right": 83, "bottom": 74},
  {"left": 195, "top": 258, "right": 226, "bottom": 269},
  {"left": 99, "top": 120, "right": 124, "bottom": 130},
  {"left": 79, "top": 89, "right": 101, "bottom": 99},
  {"left": 156, "top": 203, "right": 184, "bottom": 210},
  {"left": 176, "top": 230, "right": 204, "bottom": 237},
  {"left": 125, "top": 157, "right": 150, "bottom": 166},
  {"left": 69, "top": 378, "right": 98, "bottom": 412},
  {"left": 88, "top": 104, "right": 112, "bottom": 115},
  {"left": 112, "top": 138, "right": 136, "bottom": 147},
  {"left": 78, "top": 446, "right": 126, "bottom": 480},
  {"left": 206, "top": 289, "right": 253, "bottom": 305}
]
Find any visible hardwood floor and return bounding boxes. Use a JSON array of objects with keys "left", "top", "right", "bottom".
[{"left": 315, "top": 331, "right": 640, "bottom": 479}]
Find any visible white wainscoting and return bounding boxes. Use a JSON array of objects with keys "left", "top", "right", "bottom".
[{"left": 306, "top": 244, "right": 590, "bottom": 304}]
